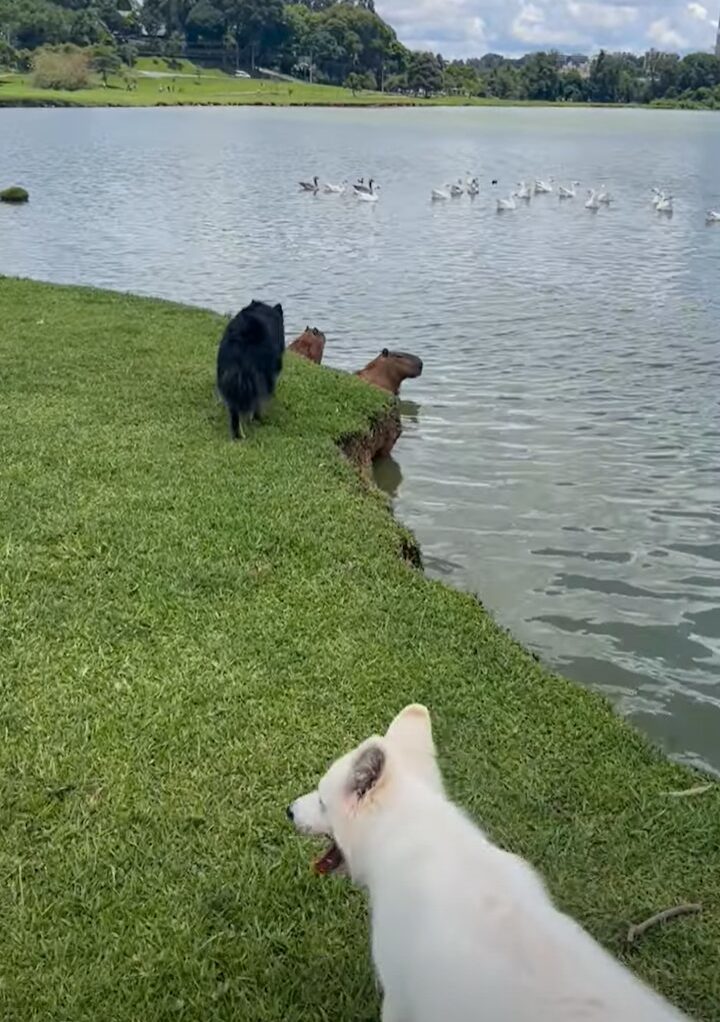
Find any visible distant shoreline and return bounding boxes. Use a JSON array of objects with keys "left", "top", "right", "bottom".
[{"left": 1, "top": 95, "right": 716, "bottom": 112}]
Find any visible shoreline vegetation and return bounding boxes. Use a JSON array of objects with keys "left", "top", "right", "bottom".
[
  {"left": 0, "top": 62, "right": 718, "bottom": 110},
  {"left": 0, "top": 277, "right": 718, "bottom": 1021},
  {"left": 2, "top": 0, "right": 720, "bottom": 112}
]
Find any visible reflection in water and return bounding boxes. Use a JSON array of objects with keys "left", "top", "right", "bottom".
[
  {"left": 373, "top": 455, "right": 404, "bottom": 499},
  {"left": 398, "top": 399, "right": 420, "bottom": 424},
  {"left": 1, "top": 105, "right": 719, "bottom": 772}
]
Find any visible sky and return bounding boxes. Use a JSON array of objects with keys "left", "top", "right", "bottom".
[{"left": 375, "top": 0, "right": 720, "bottom": 58}]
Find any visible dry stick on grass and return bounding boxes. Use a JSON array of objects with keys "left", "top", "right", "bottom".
[
  {"left": 661, "top": 784, "right": 714, "bottom": 798},
  {"left": 626, "top": 904, "right": 702, "bottom": 945}
]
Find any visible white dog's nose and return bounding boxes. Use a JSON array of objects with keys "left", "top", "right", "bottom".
[{"left": 286, "top": 804, "right": 295, "bottom": 822}]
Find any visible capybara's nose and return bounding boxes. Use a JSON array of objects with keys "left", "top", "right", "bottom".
[{"left": 286, "top": 804, "right": 295, "bottom": 822}]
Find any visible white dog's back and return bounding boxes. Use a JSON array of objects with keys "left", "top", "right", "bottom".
[{"left": 370, "top": 788, "right": 687, "bottom": 1021}]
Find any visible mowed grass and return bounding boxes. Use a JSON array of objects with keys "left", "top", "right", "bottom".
[
  {"left": 0, "top": 59, "right": 585, "bottom": 108},
  {"left": 0, "top": 63, "right": 419, "bottom": 108},
  {"left": 0, "top": 277, "right": 719, "bottom": 1022}
]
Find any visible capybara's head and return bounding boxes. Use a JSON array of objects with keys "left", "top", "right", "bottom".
[
  {"left": 380, "top": 349, "right": 423, "bottom": 380},
  {"left": 289, "top": 326, "right": 326, "bottom": 365},
  {"left": 357, "top": 349, "right": 423, "bottom": 395}
]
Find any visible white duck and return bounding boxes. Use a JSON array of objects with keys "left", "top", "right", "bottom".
[
  {"left": 585, "top": 189, "right": 600, "bottom": 210},
  {"left": 467, "top": 177, "right": 480, "bottom": 197},
  {"left": 656, "top": 194, "right": 673, "bottom": 213},
  {"left": 558, "top": 182, "right": 579, "bottom": 199},
  {"left": 450, "top": 179, "right": 464, "bottom": 197},
  {"left": 534, "top": 178, "right": 553, "bottom": 194},
  {"left": 353, "top": 178, "right": 376, "bottom": 195},
  {"left": 356, "top": 181, "right": 379, "bottom": 202},
  {"left": 324, "top": 180, "right": 347, "bottom": 194},
  {"left": 299, "top": 176, "right": 319, "bottom": 193},
  {"left": 515, "top": 181, "right": 532, "bottom": 201},
  {"left": 432, "top": 186, "right": 451, "bottom": 201},
  {"left": 706, "top": 210, "right": 720, "bottom": 223},
  {"left": 497, "top": 195, "right": 517, "bottom": 211},
  {"left": 597, "top": 185, "right": 612, "bottom": 205}
]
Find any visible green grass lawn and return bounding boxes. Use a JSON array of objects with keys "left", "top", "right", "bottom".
[
  {"left": 0, "top": 60, "right": 423, "bottom": 108},
  {"left": 0, "top": 58, "right": 586, "bottom": 109},
  {"left": 0, "top": 277, "right": 718, "bottom": 1021}
]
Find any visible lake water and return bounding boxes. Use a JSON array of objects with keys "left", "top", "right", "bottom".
[{"left": 1, "top": 106, "right": 719, "bottom": 774}]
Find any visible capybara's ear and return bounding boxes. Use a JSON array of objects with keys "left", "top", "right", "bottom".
[
  {"left": 348, "top": 742, "right": 386, "bottom": 799},
  {"left": 386, "top": 705, "right": 443, "bottom": 793},
  {"left": 381, "top": 348, "right": 389, "bottom": 357},
  {"left": 274, "top": 304, "right": 283, "bottom": 315}
]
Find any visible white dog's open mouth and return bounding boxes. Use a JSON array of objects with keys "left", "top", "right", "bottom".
[{"left": 314, "top": 840, "right": 345, "bottom": 875}]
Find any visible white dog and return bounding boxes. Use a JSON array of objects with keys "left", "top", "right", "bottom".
[{"left": 288, "top": 704, "right": 691, "bottom": 1022}]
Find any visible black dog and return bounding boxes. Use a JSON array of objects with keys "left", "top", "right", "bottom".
[{"left": 216, "top": 300, "right": 285, "bottom": 439}]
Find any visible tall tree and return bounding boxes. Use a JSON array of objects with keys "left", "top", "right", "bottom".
[
  {"left": 521, "top": 50, "right": 560, "bottom": 101},
  {"left": 222, "top": 0, "right": 287, "bottom": 69},
  {"left": 406, "top": 50, "right": 442, "bottom": 96}
]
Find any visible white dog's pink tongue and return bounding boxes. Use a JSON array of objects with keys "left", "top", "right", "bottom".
[{"left": 314, "top": 842, "right": 344, "bottom": 875}]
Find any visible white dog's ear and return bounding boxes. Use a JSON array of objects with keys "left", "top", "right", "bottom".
[
  {"left": 348, "top": 742, "right": 386, "bottom": 799},
  {"left": 385, "top": 705, "right": 443, "bottom": 792}
]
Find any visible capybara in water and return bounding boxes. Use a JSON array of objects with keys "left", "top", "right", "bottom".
[
  {"left": 216, "top": 300, "right": 285, "bottom": 439},
  {"left": 355, "top": 349, "right": 423, "bottom": 396},
  {"left": 289, "top": 326, "right": 326, "bottom": 365}
]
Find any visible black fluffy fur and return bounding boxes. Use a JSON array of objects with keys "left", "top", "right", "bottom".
[{"left": 216, "top": 300, "right": 285, "bottom": 439}]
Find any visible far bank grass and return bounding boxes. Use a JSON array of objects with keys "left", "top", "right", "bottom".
[
  {"left": 0, "top": 277, "right": 718, "bottom": 1021},
  {"left": 0, "top": 63, "right": 419, "bottom": 108},
  {"left": 0, "top": 60, "right": 580, "bottom": 109}
]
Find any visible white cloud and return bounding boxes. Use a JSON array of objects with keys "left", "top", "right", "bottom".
[
  {"left": 511, "top": 2, "right": 586, "bottom": 44},
  {"left": 566, "top": 1, "right": 639, "bottom": 29},
  {"left": 376, "top": 0, "right": 718, "bottom": 57},
  {"left": 647, "top": 15, "right": 688, "bottom": 46}
]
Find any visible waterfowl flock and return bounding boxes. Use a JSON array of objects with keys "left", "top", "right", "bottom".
[
  {"left": 299, "top": 176, "right": 379, "bottom": 201},
  {"left": 299, "top": 172, "right": 719, "bottom": 224}
]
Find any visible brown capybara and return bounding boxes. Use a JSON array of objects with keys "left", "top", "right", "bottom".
[
  {"left": 355, "top": 349, "right": 423, "bottom": 396},
  {"left": 288, "top": 326, "right": 326, "bottom": 365}
]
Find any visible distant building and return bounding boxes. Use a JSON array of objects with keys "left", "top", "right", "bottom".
[{"left": 559, "top": 60, "right": 591, "bottom": 79}]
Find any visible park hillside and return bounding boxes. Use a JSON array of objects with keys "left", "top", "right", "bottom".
[{"left": 1, "top": 0, "right": 720, "bottom": 108}]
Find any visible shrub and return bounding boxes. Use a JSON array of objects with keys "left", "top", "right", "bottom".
[
  {"left": 32, "top": 46, "right": 91, "bottom": 91},
  {"left": 118, "top": 43, "right": 138, "bottom": 68},
  {"left": 0, "top": 39, "right": 18, "bottom": 71},
  {"left": 1, "top": 187, "right": 30, "bottom": 203},
  {"left": 90, "top": 44, "right": 122, "bottom": 85}
]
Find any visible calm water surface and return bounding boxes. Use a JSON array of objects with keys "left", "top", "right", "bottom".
[{"left": 1, "top": 106, "right": 719, "bottom": 772}]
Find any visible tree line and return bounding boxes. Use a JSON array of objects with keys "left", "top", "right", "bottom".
[
  {"left": 443, "top": 49, "right": 720, "bottom": 109},
  {"left": 1, "top": 0, "right": 719, "bottom": 108}
]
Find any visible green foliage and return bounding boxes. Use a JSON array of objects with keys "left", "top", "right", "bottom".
[
  {"left": 0, "top": 185, "right": 30, "bottom": 202},
  {"left": 521, "top": 50, "right": 561, "bottom": 101},
  {"left": 0, "top": 37, "right": 18, "bottom": 68},
  {"left": 0, "top": 0, "right": 73, "bottom": 49},
  {"left": 163, "top": 29, "right": 185, "bottom": 61},
  {"left": 90, "top": 42, "right": 121, "bottom": 83},
  {"left": 2, "top": 0, "right": 720, "bottom": 101},
  {"left": 344, "top": 69, "right": 374, "bottom": 91},
  {"left": 407, "top": 50, "right": 442, "bottom": 96},
  {"left": 185, "top": 0, "right": 225, "bottom": 42},
  {"left": 118, "top": 40, "right": 138, "bottom": 66},
  {"left": 31, "top": 42, "right": 91, "bottom": 88}
]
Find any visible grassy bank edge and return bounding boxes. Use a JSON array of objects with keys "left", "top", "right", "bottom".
[{"left": 0, "top": 277, "right": 718, "bottom": 1021}]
